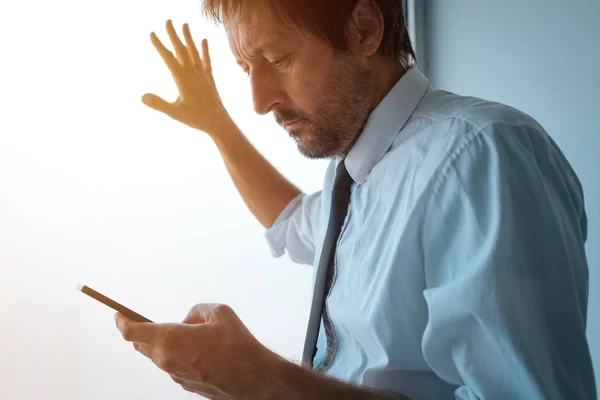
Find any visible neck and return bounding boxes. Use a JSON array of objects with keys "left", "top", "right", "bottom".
[{"left": 372, "top": 61, "right": 407, "bottom": 111}]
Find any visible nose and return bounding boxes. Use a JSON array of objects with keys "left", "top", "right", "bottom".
[{"left": 250, "top": 70, "right": 284, "bottom": 115}]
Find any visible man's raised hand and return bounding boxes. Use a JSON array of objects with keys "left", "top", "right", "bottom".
[{"left": 142, "top": 20, "right": 229, "bottom": 136}]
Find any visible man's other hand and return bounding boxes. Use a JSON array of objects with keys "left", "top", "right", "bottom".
[{"left": 115, "top": 303, "right": 275, "bottom": 399}]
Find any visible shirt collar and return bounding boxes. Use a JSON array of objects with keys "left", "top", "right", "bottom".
[{"left": 342, "top": 67, "right": 430, "bottom": 184}]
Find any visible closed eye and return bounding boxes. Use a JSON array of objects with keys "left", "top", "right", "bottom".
[
  {"left": 271, "top": 58, "right": 285, "bottom": 67},
  {"left": 269, "top": 55, "right": 289, "bottom": 68}
]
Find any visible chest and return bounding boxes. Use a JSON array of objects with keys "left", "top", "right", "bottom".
[{"left": 312, "top": 158, "right": 433, "bottom": 364}]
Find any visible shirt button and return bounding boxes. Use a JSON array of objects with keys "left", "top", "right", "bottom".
[{"left": 364, "top": 172, "right": 370, "bottom": 180}]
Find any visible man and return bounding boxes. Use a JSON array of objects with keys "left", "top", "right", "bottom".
[{"left": 115, "top": 0, "right": 597, "bottom": 398}]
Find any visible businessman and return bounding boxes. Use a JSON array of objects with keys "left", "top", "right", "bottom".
[{"left": 115, "top": 0, "right": 596, "bottom": 398}]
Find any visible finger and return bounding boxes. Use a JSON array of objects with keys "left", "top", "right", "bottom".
[
  {"left": 200, "top": 39, "right": 219, "bottom": 92},
  {"left": 201, "top": 38, "right": 212, "bottom": 73},
  {"left": 170, "top": 375, "right": 196, "bottom": 386},
  {"left": 141, "top": 93, "right": 177, "bottom": 115},
  {"left": 135, "top": 343, "right": 171, "bottom": 371},
  {"left": 135, "top": 342, "right": 154, "bottom": 359},
  {"left": 150, "top": 32, "right": 183, "bottom": 77},
  {"left": 182, "top": 23, "right": 202, "bottom": 67},
  {"left": 166, "top": 19, "right": 191, "bottom": 68},
  {"left": 137, "top": 343, "right": 180, "bottom": 374},
  {"left": 170, "top": 375, "right": 226, "bottom": 398},
  {"left": 115, "top": 312, "right": 161, "bottom": 345}
]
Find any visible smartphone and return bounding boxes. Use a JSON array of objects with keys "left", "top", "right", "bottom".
[{"left": 76, "top": 283, "right": 153, "bottom": 323}]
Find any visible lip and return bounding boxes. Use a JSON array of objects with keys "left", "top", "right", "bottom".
[{"left": 283, "top": 119, "right": 303, "bottom": 129}]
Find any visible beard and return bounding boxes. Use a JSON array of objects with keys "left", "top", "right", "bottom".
[{"left": 274, "top": 59, "right": 376, "bottom": 159}]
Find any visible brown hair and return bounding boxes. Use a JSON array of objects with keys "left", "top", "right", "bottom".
[{"left": 201, "top": 0, "right": 417, "bottom": 69}]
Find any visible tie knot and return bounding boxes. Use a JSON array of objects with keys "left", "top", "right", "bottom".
[{"left": 334, "top": 160, "right": 353, "bottom": 190}]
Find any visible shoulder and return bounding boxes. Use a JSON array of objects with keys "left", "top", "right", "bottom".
[
  {"left": 381, "top": 88, "right": 584, "bottom": 214},
  {"left": 412, "top": 88, "right": 542, "bottom": 129},
  {"left": 378, "top": 89, "right": 545, "bottom": 189},
  {"left": 388, "top": 88, "right": 562, "bottom": 177}
]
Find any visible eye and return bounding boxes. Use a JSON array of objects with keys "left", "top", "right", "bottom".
[{"left": 269, "top": 56, "right": 288, "bottom": 68}]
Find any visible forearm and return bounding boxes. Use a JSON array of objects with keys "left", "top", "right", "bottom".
[
  {"left": 211, "top": 120, "right": 301, "bottom": 229},
  {"left": 249, "top": 354, "right": 409, "bottom": 400}
]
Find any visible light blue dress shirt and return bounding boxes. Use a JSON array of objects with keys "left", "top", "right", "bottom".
[{"left": 265, "top": 68, "right": 596, "bottom": 399}]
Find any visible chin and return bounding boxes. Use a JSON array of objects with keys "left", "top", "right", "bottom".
[
  {"left": 288, "top": 126, "right": 308, "bottom": 146},
  {"left": 297, "top": 140, "right": 334, "bottom": 160},
  {"left": 294, "top": 136, "right": 317, "bottom": 159},
  {"left": 290, "top": 125, "right": 335, "bottom": 159}
]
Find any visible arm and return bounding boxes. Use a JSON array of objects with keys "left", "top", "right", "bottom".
[
  {"left": 256, "top": 354, "right": 409, "bottom": 400},
  {"left": 142, "top": 20, "right": 300, "bottom": 228},
  {"left": 268, "top": 355, "right": 409, "bottom": 400},
  {"left": 421, "top": 124, "right": 595, "bottom": 399},
  {"left": 212, "top": 120, "right": 301, "bottom": 229},
  {"left": 115, "top": 305, "right": 409, "bottom": 400}
]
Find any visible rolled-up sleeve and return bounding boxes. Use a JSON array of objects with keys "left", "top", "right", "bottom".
[
  {"left": 264, "top": 190, "right": 322, "bottom": 265},
  {"left": 421, "top": 124, "right": 596, "bottom": 399}
]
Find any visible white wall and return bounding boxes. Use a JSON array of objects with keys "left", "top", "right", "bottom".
[
  {"left": 423, "top": 0, "right": 600, "bottom": 389},
  {"left": 0, "top": 1, "right": 328, "bottom": 399}
]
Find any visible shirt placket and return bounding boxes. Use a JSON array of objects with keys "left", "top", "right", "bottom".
[{"left": 316, "top": 201, "right": 351, "bottom": 373}]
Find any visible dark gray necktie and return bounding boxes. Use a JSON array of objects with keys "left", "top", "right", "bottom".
[{"left": 302, "top": 160, "right": 353, "bottom": 366}]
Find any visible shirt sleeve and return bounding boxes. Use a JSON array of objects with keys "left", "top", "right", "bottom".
[
  {"left": 421, "top": 123, "right": 596, "bottom": 400},
  {"left": 264, "top": 190, "right": 322, "bottom": 265}
]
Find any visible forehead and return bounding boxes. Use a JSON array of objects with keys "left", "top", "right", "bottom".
[{"left": 225, "top": 3, "right": 304, "bottom": 59}]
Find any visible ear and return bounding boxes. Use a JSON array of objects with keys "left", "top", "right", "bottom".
[{"left": 345, "top": 0, "right": 384, "bottom": 57}]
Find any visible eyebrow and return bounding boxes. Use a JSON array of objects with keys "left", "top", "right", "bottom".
[{"left": 234, "top": 37, "right": 298, "bottom": 65}]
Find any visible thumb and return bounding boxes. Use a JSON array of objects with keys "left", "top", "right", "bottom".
[{"left": 141, "top": 93, "right": 177, "bottom": 117}]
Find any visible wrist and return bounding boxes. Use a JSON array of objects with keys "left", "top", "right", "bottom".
[
  {"left": 205, "top": 108, "right": 238, "bottom": 143},
  {"left": 231, "top": 349, "right": 304, "bottom": 400},
  {"left": 249, "top": 353, "right": 327, "bottom": 400},
  {"left": 223, "top": 347, "right": 292, "bottom": 400},
  {"left": 246, "top": 354, "right": 408, "bottom": 400}
]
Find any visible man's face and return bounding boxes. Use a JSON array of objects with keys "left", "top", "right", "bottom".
[{"left": 226, "top": 4, "right": 376, "bottom": 159}]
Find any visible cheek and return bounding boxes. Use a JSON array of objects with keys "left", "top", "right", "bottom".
[
  {"left": 286, "top": 75, "right": 327, "bottom": 118},
  {"left": 288, "top": 56, "right": 335, "bottom": 111}
]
